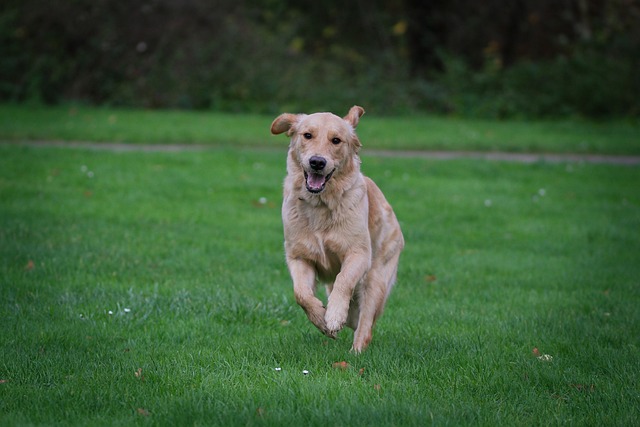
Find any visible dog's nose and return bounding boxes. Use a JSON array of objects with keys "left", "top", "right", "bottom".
[{"left": 309, "top": 156, "right": 327, "bottom": 171}]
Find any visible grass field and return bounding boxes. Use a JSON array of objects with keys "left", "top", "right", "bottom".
[
  {"left": 1, "top": 106, "right": 640, "bottom": 425},
  {"left": 1, "top": 104, "right": 639, "bottom": 154}
]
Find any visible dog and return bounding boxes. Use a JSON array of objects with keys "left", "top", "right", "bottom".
[{"left": 270, "top": 105, "right": 404, "bottom": 352}]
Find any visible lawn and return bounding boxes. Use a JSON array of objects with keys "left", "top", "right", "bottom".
[
  {"left": 1, "top": 107, "right": 639, "bottom": 425},
  {"left": 1, "top": 104, "right": 639, "bottom": 154}
]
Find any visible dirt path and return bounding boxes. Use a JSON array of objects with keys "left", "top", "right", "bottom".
[
  {"left": 4, "top": 140, "right": 640, "bottom": 165},
  {"left": 366, "top": 149, "right": 640, "bottom": 165}
]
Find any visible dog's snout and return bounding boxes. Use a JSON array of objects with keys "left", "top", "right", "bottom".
[{"left": 309, "top": 156, "right": 327, "bottom": 171}]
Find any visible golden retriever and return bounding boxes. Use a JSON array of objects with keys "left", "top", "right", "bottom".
[{"left": 270, "top": 105, "right": 404, "bottom": 352}]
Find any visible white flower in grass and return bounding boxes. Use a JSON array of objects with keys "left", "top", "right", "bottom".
[
  {"left": 302, "top": 370, "right": 309, "bottom": 375},
  {"left": 124, "top": 308, "right": 131, "bottom": 313},
  {"left": 274, "top": 367, "right": 282, "bottom": 372}
]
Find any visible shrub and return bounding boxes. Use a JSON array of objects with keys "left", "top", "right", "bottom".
[{"left": 1, "top": 0, "right": 637, "bottom": 118}]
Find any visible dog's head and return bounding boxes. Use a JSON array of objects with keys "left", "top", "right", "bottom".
[{"left": 270, "top": 106, "right": 365, "bottom": 194}]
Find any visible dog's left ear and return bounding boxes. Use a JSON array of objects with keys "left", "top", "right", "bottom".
[
  {"left": 343, "top": 105, "right": 365, "bottom": 129},
  {"left": 270, "top": 113, "right": 299, "bottom": 136}
]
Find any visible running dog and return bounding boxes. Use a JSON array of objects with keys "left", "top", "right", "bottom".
[{"left": 270, "top": 106, "right": 404, "bottom": 352}]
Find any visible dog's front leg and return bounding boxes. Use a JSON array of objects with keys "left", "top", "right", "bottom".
[
  {"left": 325, "top": 252, "right": 370, "bottom": 335},
  {"left": 287, "top": 257, "right": 335, "bottom": 338}
]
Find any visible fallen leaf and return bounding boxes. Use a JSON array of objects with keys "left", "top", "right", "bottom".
[
  {"left": 25, "top": 260, "right": 35, "bottom": 271},
  {"left": 0, "top": 379, "right": 7, "bottom": 384},
  {"left": 332, "top": 361, "right": 349, "bottom": 370},
  {"left": 135, "top": 368, "right": 145, "bottom": 381},
  {"left": 532, "top": 347, "right": 540, "bottom": 357},
  {"left": 425, "top": 275, "right": 437, "bottom": 283},
  {"left": 256, "top": 407, "right": 266, "bottom": 417},
  {"left": 374, "top": 384, "right": 382, "bottom": 391},
  {"left": 358, "top": 368, "right": 365, "bottom": 376},
  {"left": 136, "top": 408, "right": 150, "bottom": 417},
  {"left": 251, "top": 199, "right": 276, "bottom": 208}
]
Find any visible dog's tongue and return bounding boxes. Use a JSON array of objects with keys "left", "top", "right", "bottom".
[{"left": 307, "top": 173, "right": 326, "bottom": 190}]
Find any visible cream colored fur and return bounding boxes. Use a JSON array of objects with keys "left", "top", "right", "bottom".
[{"left": 270, "top": 106, "right": 404, "bottom": 352}]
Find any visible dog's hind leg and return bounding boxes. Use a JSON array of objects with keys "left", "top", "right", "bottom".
[
  {"left": 351, "top": 254, "right": 400, "bottom": 353},
  {"left": 351, "top": 282, "right": 385, "bottom": 353},
  {"left": 346, "top": 290, "right": 361, "bottom": 330}
]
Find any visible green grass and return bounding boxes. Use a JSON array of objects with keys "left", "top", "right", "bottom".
[
  {"left": 1, "top": 140, "right": 639, "bottom": 425},
  {"left": 1, "top": 104, "right": 639, "bottom": 154}
]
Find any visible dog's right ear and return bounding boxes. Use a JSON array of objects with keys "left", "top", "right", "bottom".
[{"left": 270, "top": 113, "right": 299, "bottom": 136}]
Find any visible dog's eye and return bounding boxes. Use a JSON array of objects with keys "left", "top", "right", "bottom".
[
  {"left": 331, "top": 137, "right": 342, "bottom": 145},
  {"left": 303, "top": 133, "right": 312, "bottom": 140}
]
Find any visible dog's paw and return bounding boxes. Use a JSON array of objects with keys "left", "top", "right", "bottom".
[
  {"left": 304, "top": 305, "right": 327, "bottom": 332},
  {"left": 307, "top": 308, "right": 337, "bottom": 339},
  {"left": 325, "top": 293, "right": 350, "bottom": 334},
  {"left": 325, "top": 319, "right": 345, "bottom": 335},
  {"left": 351, "top": 331, "right": 372, "bottom": 353},
  {"left": 324, "top": 305, "right": 348, "bottom": 335},
  {"left": 323, "top": 328, "right": 337, "bottom": 340}
]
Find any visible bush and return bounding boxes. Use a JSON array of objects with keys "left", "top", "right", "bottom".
[
  {"left": 433, "top": 41, "right": 639, "bottom": 119},
  {"left": 1, "top": 0, "right": 637, "bottom": 118}
]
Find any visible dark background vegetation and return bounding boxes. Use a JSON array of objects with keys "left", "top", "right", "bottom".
[{"left": 1, "top": 0, "right": 638, "bottom": 118}]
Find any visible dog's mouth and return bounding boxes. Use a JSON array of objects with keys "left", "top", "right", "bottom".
[{"left": 304, "top": 169, "right": 335, "bottom": 193}]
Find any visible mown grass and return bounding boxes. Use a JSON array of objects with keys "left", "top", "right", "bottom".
[
  {"left": 1, "top": 140, "right": 639, "bottom": 425},
  {"left": 1, "top": 104, "right": 639, "bottom": 154}
]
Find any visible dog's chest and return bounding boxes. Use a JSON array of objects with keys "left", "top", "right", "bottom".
[
  {"left": 286, "top": 212, "right": 346, "bottom": 280},
  {"left": 305, "top": 232, "right": 343, "bottom": 281},
  {"left": 283, "top": 185, "right": 368, "bottom": 281}
]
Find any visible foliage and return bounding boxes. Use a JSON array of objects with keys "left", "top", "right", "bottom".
[
  {"left": 0, "top": 0, "right": 638, "bottom": 118},
  {"left": 438, "top": 42, "right": 639, "bottom": 119},
  {"left": 1, "top": 144, "right": 640, "bottom": 425}
]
